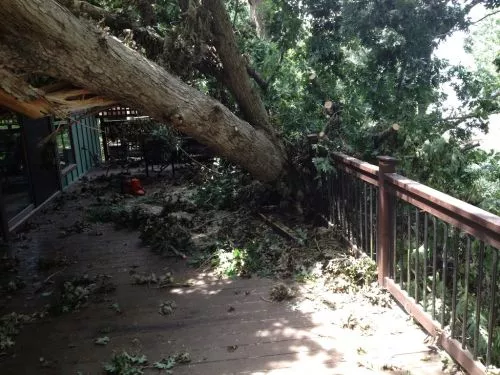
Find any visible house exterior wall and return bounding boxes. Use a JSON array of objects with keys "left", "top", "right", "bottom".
[
  {"left": 61, "top": 114, "right": 102, "bottom": 188},
  {"left": 0, "top": 110, "right": 103, "bottom": 241}
]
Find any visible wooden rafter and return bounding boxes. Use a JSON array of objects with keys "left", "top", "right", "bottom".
[{"left": 0, "top": 68, "right": 117, "bottom": 118}]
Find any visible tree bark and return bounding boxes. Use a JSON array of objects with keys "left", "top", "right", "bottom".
[
  {"left": 0, "top": 0, "right": 287, "bottom": 182},
  {"left": 57, "top": 0, "right": 164, "bottom": 60},
  {"left": 203, "top": 0, "right": 275, "bottom": 137},
  {"left": 248, "top": 0, "right": 268, "bottom": 39}
]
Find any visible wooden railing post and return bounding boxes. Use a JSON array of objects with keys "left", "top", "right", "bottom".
[{"left": 377, "top": 156, "right": 397, "bottom": 287}]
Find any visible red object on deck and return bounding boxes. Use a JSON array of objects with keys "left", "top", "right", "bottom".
[{"left": 130, "top": 178, "right": 145, "bottom": 195}]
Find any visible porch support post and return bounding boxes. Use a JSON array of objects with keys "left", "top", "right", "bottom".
[{"left": 377, "top": 156, "right": 397, "bottom": 286}]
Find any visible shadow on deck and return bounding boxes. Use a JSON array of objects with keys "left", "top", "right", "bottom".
[{"left": 0, "top": 182, "right": 445, "bottom": 375}]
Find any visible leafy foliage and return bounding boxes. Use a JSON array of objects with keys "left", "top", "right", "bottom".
[
  {"left": 193, "top": 158, "right": 270, "bottom": 210},
  {"left": 103, "top": 352, "right": 148, "bottom": 375}
]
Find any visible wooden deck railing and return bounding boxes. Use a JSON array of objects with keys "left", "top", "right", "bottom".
[{"left": 328, "top": 152, "right": 500, "bottom": 375}]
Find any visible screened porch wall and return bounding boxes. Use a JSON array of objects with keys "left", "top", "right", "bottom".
[{"left": 61, "top": 113, "right": 102, "bottom": 188}]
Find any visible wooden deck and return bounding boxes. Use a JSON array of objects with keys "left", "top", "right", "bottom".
[{"left": 0, "top": 185, "right": 448, "bottom": 375}]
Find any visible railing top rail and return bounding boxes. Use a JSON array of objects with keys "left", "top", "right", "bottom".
[
  {"left": 332, "top": 152, "right": 379, "bottom": 186},
  {"left": 386, "top": 172, "right": 500, "bottom": 248}
]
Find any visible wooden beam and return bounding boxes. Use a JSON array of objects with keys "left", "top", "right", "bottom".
[
  {"left": 0, "top": 68, "right": 117, "bottom": 118},
  {"left": 45, "top": 89, "right": 118, "bottom": 113},
  {"left": 0, "top": 68, "right": 57, "bottom": 118},
  {"left": 0, "top": 88, "right": 53, "bottom": 118}
]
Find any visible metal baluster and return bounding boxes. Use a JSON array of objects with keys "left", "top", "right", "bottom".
[
  {"left": 441, "top": 225, "right": 448, "bottom": 327},
  {"left": 370, "top": 186, "right": 374, "bottom": 259},
  {"left": 486, "top": 247, "right": 498, "bottom": 366},
  {"left": 461, "top": 236, "right": 471, "bottom": 349},
  {"left": 473, "top": 241, "right": 485, "bottom": 359},
  {"left": 432, "top": 217, "right": 438, "bottom": 320},
  {"left": 340, "top": 170, "right": 345, "bottom": 234},
  {"left": 423, "top": 213, "right": 428, "bottom": 311},
  {"left": 392, "top": 200, "right": 397, "bottom": 279},
  {"left": 451, "top": 229, "right": 459, "bottom": 338},
  {"left": 364, "top": 183, "right": 369, "bottom": 254},
  {"left": 407, "top": 206, "right": 411, "bottom": 293},
  {"left": 358, "top": 180, "right": 363, "bottom": 250},
  {"left": 415, "top": 208, "right": 420, "bottom": 303},
  {"left": 375, "top": 189, "right": 379, "bottom": 259}
]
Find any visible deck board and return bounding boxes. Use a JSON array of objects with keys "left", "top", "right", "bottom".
[{"left": 0, "top": 185, "right": 447, "bottom": 375}]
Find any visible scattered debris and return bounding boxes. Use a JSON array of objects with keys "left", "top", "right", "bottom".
[
  {"left": 269, "top": 283, "right": 297, "bottom": 302},
  {"left": 103, "top": 351, "right": 190, "bottom": 374},
  {"left": 0, "top": 255, "right": 19, "bottom": 273},
  {"left": 342, "top": 314, "right": 360, "bottom": 330},
  {"left": 103, "top": 352, "right": 148, "bottom": 375},
  {"left": 0, "top": 277, "right": 26, "bottom": 296},
  {"left": 153, "top": 352, "right": 191, "bottom": 370},
  {"left": 132, "top": 271, "right": 173, "bottom": 287},
  {"left": 0, "top": 311, "right": 46, "bottom": 351},
  {"left": 323, "top": 254, "right": 377, "bottom": 293},
  {"left": 257, "top": 213, "right": 302, "bottom": 244},
  {"left": 39, "top": 356, "right": 55, "bottom": 368},
  {"left": 110, "top": 302, "right": 122, "bottom": 314},
  {"left": 362, "top": 285, "right": 392, "bottom": 307},
  {"left": 139, "top": 215, "right": 192, "bottom": 258},
  {"left": 37, "top": 252, "right": 72, "bottom": 270},
  {"left": 50, "top": 274, "right": 116, "bottom": 314},
  {"left": 58, "top": 220, "right": 86, "bottom": 237},
  {"left": 158, "top": 301, "right": 177, "bottom": 316},
  {"left": 94, "top": 336, "right": 110, "bottom": 346}
]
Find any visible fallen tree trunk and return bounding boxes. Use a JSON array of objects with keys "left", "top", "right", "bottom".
[
  {"left": 203, "top": 0, "right": 274, "bottom": 136},
  {"left": 0, "top": 0, "right": 287, "bottom": 182}
]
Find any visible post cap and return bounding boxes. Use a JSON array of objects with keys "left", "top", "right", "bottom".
[{"left": 377, "top": 156, "right": 398, "bottom": 164}]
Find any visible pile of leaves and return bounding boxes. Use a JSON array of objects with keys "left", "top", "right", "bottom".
[
  {"left": 0, "top": 311, "right": 46, "bottom": 352},
  {"left": 139, "top": 214, "right": 193, "bottom": 257},
  {"left": 87, "top": 204, "right": 151, "bottom": 230},
  {"left": 131, "top": 271, "right": 174, "bottom": 287},
  {"left": 269, "top": 283, "right": 298, "bottom": 302},
  {"left": 0, "top": 277, "right": 26, "bottom": 297},
  {"left": 103, "top": 351, "right": 191, "bottom": 374},
  {"left": 50, "top": 274, "right": 116, "bottom": 315},
  {"left": 37, "top": 252, "right": 72, "bottom": 270},
  {"left": 103, "top": 352, "right": 148, "bottom": 375},
  {"left": 212, "top": 245, "right": 249, "bottom": 278},
  {"left": 323, "top": 255, "right": 377, "bottom": 293},
  {"left": 193, "top": 159, "right": 273, "bottom": 211},
  {"left": 158, "top": 300, "right": 176, "bottom": 316},
  {"left": 0, "top": 255, "right": 24, "bottom": 298},
  {"left": 0, "top": 255, "right": 19, "bottom": 273}
]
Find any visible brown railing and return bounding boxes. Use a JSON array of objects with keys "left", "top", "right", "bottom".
[{"left": 328, "top": 152, "right": 500, "bottom": 375}]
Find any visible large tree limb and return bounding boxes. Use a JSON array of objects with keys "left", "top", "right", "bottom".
[
  {"left": 57, "top": 0, "right": 164, "bottom": 60},
  {"left": 0, "top": 0, "right": 286, "bottom": 182},
  {"left": 0, "top": 69, "right": 57, "bottom": 118},
  {"left": 203, "top": 0, "right": 275, "bottom": 137},
  {"left": 246, "top": 64, "right": 269, "bottom": 91}
]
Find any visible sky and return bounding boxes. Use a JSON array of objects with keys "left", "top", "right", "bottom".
[{"left": 434, "top": 4, "right": 500, "bottom": 152}]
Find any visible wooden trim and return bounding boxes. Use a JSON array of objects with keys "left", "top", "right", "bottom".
[
  {"left": 8, "top": 191, "right": 60, "bottom": 233},
  {"left": 332, "top": 152, "right": 379, "bottom": 177},
  {"left": 386, "top": 173, "right": 500, "bottom": 249},
  {"left": 332, "top": 153, "right": 379, "bottom": 186},
  {"left": 60, "top": 163, "right": 77, "bottom": 176},
  {"left": 7, "top": 204, "right": 35, "bottom": 230},
  {"left": 385, "top": 278, "right": 487, "bottom": 375},
  {"left": 336, "top": 163, "right": 379, "bottom": 186},
  {"left": 386, "top": 173, "right": 499, "bottom": 233}
]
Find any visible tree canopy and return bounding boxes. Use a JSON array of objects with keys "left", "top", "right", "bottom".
[{"left": 1, "top": 0, "right": 499, "bottom": 210}]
